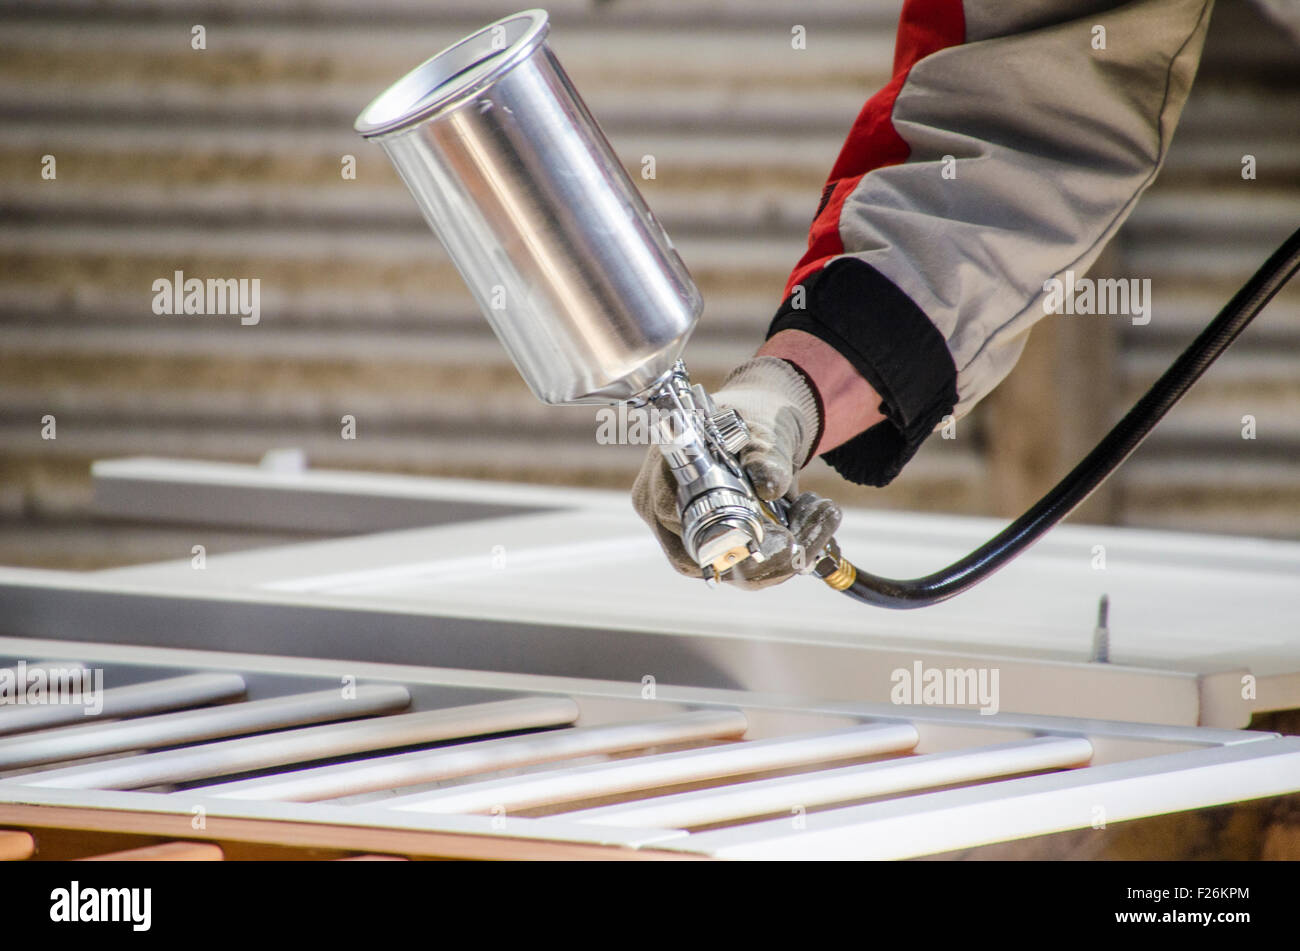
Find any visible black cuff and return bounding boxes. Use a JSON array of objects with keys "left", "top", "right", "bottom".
[{"left": 767, "top": 258, "right": 958, "bottom": 487}]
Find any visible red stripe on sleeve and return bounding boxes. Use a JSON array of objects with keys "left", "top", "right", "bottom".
[{"left": 783, "top": 0, "right": 966, "bottom": 299}]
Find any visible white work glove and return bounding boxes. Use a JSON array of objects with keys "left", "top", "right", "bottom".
[{"left": 631, "top": 357, "right": 842, "bottom": 589}]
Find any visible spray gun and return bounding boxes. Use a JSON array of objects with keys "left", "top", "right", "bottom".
[
  {"left": 643, "top": 362, "right": 773, "bottom": 581},
  {"left": 642, "top": 366, "right": 854, "bottom": 585},
  {"left": 354, "top": 9, "right": 848, "bottom": 588},
  {"left": 357, "top": 9, "right": 1300, "bottom": 606}
]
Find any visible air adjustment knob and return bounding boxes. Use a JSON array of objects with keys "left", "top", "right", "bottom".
[{"left": 709, "top": 409, "right": 750, "bottom": 455}]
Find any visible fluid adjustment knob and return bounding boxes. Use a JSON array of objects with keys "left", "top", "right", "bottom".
[{"left": 709, "top": 409, "right": 750, "bottom": 455}]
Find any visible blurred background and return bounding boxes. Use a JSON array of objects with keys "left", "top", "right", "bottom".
[{"left": 1, "top": 0, "right": 1298, "bottom": 569}]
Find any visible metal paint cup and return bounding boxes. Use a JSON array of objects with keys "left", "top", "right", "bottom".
[{"left": 356, "top": 9, "right": 701, "bottom": 405}]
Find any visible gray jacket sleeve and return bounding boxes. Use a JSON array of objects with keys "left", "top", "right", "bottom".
[{"left": 768, "top": 0, "right": 1215, "bottom": 486}]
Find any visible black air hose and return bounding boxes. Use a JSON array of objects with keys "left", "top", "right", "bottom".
[{"left": 819, "top": 226, "right": 1300, "bottom": 609}]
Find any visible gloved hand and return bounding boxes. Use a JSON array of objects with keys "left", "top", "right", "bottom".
[{"left": 631, "top": 356, "right": 842, "bottom": 589}]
